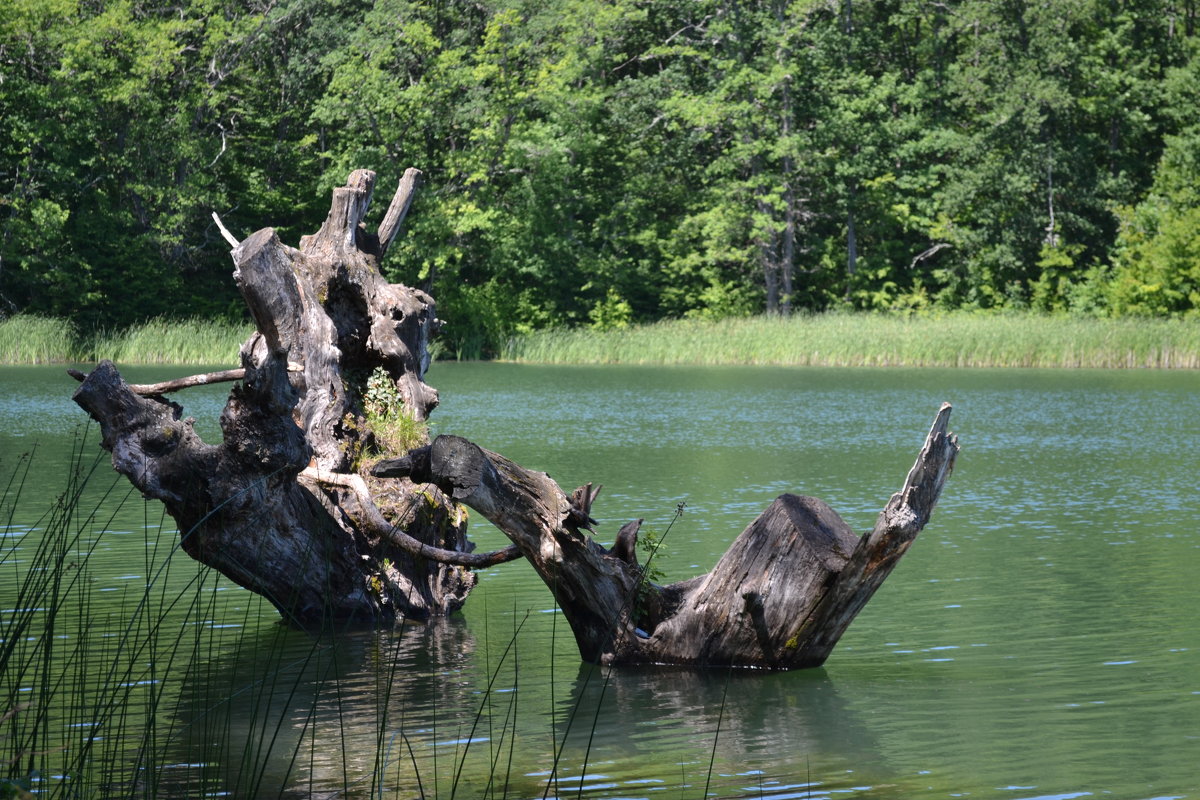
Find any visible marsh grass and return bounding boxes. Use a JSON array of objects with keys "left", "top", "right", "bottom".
[
  {"left": 2, "top": 443, "right": 723, "bottom": 799},
  {"left": 87, "top": 318, "right": 252, "bottom": 365},
  {"left": 504, "top": 312, "right": 1200, "bottom": 369},
  {"left": 0, "top": 315, "right": 251, "bottom": 366},
  {"left": 8, "top": 311, "right": 1198, "bottom": 370},
  {"left": 0, "top": 316, "right": 78, "bottom": 365},
  {"left": 0, "top": 445, "right": 339, "bottom": 798}
]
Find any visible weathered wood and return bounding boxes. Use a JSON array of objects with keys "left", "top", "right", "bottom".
[
  {"left": 300, "top": 467, "right": 523, "bottom": 568},
  {"left": 295, "top": 169, "right": 440, "bottom": 428},
  {"left": 73, "top": 359, "right": 381, "bottom": 624},
  {"left": 789, "top": 402, "right": 959, "bottom": 661},
  {"left": 373, "top": 404, "right": 958, "bottom": 668},
  {"left": 211, "top": 211, "right": 240, "bottom": 248},
  {"left": 68, "top": 365, "right": 302, "bottom": 396},
  {"left": 376, "top": 168, "right": 422, "bottom": 258},
  {"left": 72, "top": 163, "right": 960, "bottom": 668},
  {"left": 72, "top": 171, "right": 482, "bottom": 625}
]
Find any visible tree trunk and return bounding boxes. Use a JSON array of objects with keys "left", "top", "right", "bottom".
[
  {"left": 71, "top": 170, "right": 518, "bottom": 626},
  {"left": 780, "top": 169, "right": 797, "bottom": 315},
  {"left": 756, "top": 191, "right": 781, "bottom": 315},
  {"left": 846, "top": 199, "right": 858, "bottom": 278},
  {"left": 373, "top": 404, "right": 958, "bottom": 669}
]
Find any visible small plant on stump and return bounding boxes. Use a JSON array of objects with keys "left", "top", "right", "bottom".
[{"left": 352, "top": 367, "right": 429, "bottom": 465}]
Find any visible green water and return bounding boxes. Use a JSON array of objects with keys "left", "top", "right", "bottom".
[{"left": 2, "top": 363, "right": 1198, "bottom": 799}]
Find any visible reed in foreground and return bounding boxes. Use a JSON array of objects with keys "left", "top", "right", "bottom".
[
  {"left": 502, "top": 312, "right": 1200, "bottom": 369},
  {"left": 0, "top": 446, "right": 718, "bottom": 799},
  {"left": 0, "top": 447, "right": 322, "bottom": 797}
]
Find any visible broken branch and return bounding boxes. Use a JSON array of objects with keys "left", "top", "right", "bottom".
[
  {"left": 67, "top": 364, "right": 302, "bottom": 396},
  {"left": 300, "top": 467, "right": 523, "bottom": 568}
]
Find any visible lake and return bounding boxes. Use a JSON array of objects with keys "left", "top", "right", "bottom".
[{"left": 2, "top": 362, "right": 1198, "bottom": 799}]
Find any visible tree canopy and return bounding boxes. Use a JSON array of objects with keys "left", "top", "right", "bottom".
[{"left": 3, "top": 0, "right": 1198, "bottom": 356}]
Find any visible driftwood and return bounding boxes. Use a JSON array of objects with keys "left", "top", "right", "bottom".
[
  {"left": 72, "top": 166, "right": 959, "bottom": 669},
  {"left": 67, "top": 365, "right": 307, "bottom": 396},
  {"left": 72, "top": 170, "right": 511, "bottom": 624},
  {"left": 372, "top": 404, "right": 958, "bottom": 669}
]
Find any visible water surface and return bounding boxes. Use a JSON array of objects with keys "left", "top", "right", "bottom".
[{"left": 2, "top": 363, "right": 1197, "bottom": 798}]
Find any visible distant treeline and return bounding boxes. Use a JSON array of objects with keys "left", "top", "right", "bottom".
[{"left": 2, "top": 0, "right": 1199, "bottom": 358}]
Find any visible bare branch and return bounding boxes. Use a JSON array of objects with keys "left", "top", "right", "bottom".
[
  {"left": 908, "top": 242, "right": 950, "bottom": 270},
  {"left": 212, "top": 211, "right": 240, "bottom": 248},
  {"left": 67, "top": 364, "right": 302, "bottom": 395},
  {"left": 376, "top": 168, "right": 422, "bottom": 259},
  {"left": 613, "top": 15, "right": 713, "bottom": 73},
  {"left": 300, "top": 467, "right": 524, "bottom": 568},
  {"left": 207, "top": 121, "right": 229, "bottom": 169}
]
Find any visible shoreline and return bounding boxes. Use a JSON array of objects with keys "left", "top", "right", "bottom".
[
  {"left": 501, "top": 313, "right": 1200, "bottom": 370},
  {"left": 4, "top": 312, "right": 1198, "bottom": 369}
]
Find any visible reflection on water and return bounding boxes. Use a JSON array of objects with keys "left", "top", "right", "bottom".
[
  {"left": 155, "top": 618, "right": 889, "bottom": 799},
  {"left": 160, "top": 620, "right": 482, "bottom": 798},
  {"left": 549, "top": 664, "right": 882, "bottom": 795},
  {"left": 2, "top": 363, "right": 1199, "bottom": 798}
]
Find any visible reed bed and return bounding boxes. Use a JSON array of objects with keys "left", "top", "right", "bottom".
[
  {"left": 1, "top": 446, "right": 309, "bottom": 797},
  {"left": 0, "top": 446, "right": 702, "bottom": 799},
  {"left": 8, "top": 311, "right": 1198, "bottom": 369},
  {"left": 0, "top": 315, "right": 251, "bottom": 365},
  {"left": 87, "top": 317, "right": 251, "bottom": 365},
  {"left": 503, "top": 313, "right": 1200, "bottom": 369},
  {"left": 0, "top": 315, "right": 78, "bottom": 364}
]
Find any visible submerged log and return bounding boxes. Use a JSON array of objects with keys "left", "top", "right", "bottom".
[
  {"left": 71, "top": 170, "right": 513, "bottom": 625},
  {"left": 372, "top": 404, "right": 958, "bottom": 669}
]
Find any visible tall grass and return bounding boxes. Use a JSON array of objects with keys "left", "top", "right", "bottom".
[
  {"left": 0, "top": 315, "right": 251, "bottom": 365},
  {"left": 0, "top": 315, "right": 78, "bottom": 365},
  {"left": 87, "top": 317, "right": 251, "bottom": 365},
  {"left": 503, "top": 312, "right": 1200, "bottom": 369},
  {"left": 0, "top": 445, "right": 328, "bottom": 797},
  {"left": 10, "top": 310, "right": 1197, "bottom": 369},
  {"left": 2, "top": 444, "right": 728, "bottom": 799}
]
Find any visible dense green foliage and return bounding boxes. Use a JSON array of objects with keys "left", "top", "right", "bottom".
[{"left": 3, "top": 0, "right": 1199, "bottom": 358}]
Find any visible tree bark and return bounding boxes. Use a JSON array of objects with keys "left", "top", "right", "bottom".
[
  {"left": 71, "top": 170, "right": 507, "bottom": 625},
  {"left": 373, "top": 404, "right": 958, "bottom": 669}
]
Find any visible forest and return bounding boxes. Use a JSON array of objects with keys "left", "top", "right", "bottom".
[{"left": 2, "top": 0, "right": 1198, "bottom": 358}]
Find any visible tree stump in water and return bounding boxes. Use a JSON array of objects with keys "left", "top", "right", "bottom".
[
  {"left": 372, "top": 404, "right": 958, "bottom": 669},
  {"left": 72, "top": 170, "right": 519, "bottom": 625},
  {"left": 72, "top": 166, "right": 959, "bottom": 668}
]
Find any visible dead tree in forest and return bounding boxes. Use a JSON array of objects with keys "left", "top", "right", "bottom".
[{"left": 72, "top": 169, "right": 957, "bottom": 669}]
